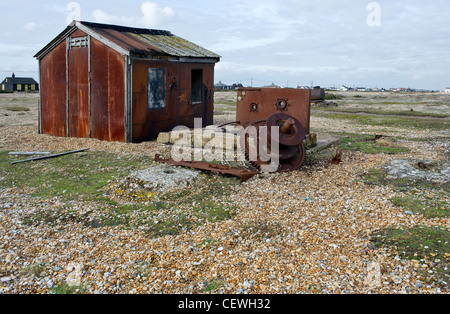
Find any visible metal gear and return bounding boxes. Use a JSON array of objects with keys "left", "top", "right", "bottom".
[{"left": 240, "top": 113, "right": 307, "bottom": 173}]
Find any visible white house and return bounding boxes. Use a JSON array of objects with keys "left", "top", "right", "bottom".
[{"left": 445, "top": 87, "right": 450, "bottom": 93}]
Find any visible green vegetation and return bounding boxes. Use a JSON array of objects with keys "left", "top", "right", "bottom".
[
  {"left": 21, "top": 263, "right": 47, "bottom": 277},
  {"left": 312, "top": 112, "right": 449, "bottom": 131},
  {"left": 0, "top": 150, "right": 239, "bottom": 238},
  {"left": 339, "top": 134, "right": 410, "bottom": 155},
  {"left": 0, "top": 150, "right": 150, "bottom": 201},
  {"left": 370, "top": 226, "right": 450, "bottom": 288},
  {"left": 325, "top": 93, "right": 343, "bottom": 100},
  {"left": 363, "top": 167, "right": 449, "bottom": 194},
  {"left": 312, "top": 107, "right": 449, "bottom": 118},
  {"left": 51, "top": 284, "right": 86, "bottom": 294},
  {"left": 5, "top": 106, "right": 30, "bottom": 112},
  {"left": 391, "top": 195, "right": 449, "bottom": 218},
  {"left": 371, "top": 226, "right": 449, "bottom": 261},
  {"left": 202, "top": 278, "right": 225, "bottom": 293}
]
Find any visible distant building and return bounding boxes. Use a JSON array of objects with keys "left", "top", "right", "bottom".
[
  {"left": 1, "top": 73, "right": 39, "bottom": 92},
  {"left": 214, "top": 81, "right": 232, "bottom": 90},
  {"left": 445, "top": 87, "right": 450, "bottom": 93},
  {"left": 262, "top": 83, "right": 281, "bottom": 88},
  {"left": 231, "top": 83, "right": 244, "bottom": 89}
]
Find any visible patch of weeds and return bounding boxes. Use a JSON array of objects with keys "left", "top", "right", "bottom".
[
  {"left": 241, "top": 220, "right": 284, "bottom": 240},
  {"left": 325, "top": 93, "right": 343, "bottom": 100},
  {"left": 363, "top": 166, "right": 449, "bottom": 219},
  {"left": 0, "top": 151, "right": 150, "bottom": 202},
  {"left": 84, "top": 175, "right": 238, "bottom": 237},
  {"left": 314, "top": 107, "right": 449, "bottom": 119},
  {"left": 340, "top": 134, "right": 410, "bottom": 155},
  {"left": 313, "top": 113, "right": 449, "bottom": 131},
  {"left": 193, "top": 199, "right": 235, "bottom": 223},
  {"left": 22, "top": 205, "right": 87, "bottom": 227},
  {"left": 370, "top": 226, "right": 450, "bottom": 288},
  {"left": 363, "top": 168, "right": 388, "bottom": 186},
  {"left": 21, "top": 263, "right": 47, "bottom": 277},
  {"left": 196, "top": 238, "right": 218, "bottom": 248},
  {"left": 391, "top": 196, "right": 449, "bottom": 218},
  {"left": 51, "top": 284, "right": 86, "bottom": 294},
  {"left": 362, "top": 167, "right": 447, "bottom": 191},
  {"left": 5, "top": 106, "right": 30, "bottom": 112},
  {"left": 83, "top": 215, "right": 130, "bottom": 229},
  {"left": 202, "top": 278, "right": 225, "bottom": 293},
  {"left": 161, "top": 175, "right": 239, "bottom": 224},
  {"left": 145, "top": 215, "right": 192, "bottom": 237}
]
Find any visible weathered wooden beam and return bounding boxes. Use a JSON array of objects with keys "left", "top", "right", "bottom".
[{"left": 11, "top": 148, "right": 90, "bottom": 165}]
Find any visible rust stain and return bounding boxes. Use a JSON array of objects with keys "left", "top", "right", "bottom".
[
  {"left": 154, "top": 154, "right": 259, "bottom": 183},
  {"left": 236, "top": 88, "right": 311, "bottom": 135},
  {"left": 39, "top": 41, "right": 67, "bottom": 137}
]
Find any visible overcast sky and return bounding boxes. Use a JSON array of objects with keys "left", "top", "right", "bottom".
[{"left": 1, "top": 0, "right": 449, "bottom": 90}]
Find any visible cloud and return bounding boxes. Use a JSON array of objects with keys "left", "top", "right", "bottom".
[
  {"left": 139, "top": 2, "right": 176, "bottom": 28},
  {"left": 92, "top": 9, "right": 134, "bottom": 25},
  {"left": 91, "top": 2, "right": 177, "bottom": 28},
  {"left": 24, "top": 22, "right": 38, "bottom": 31}
]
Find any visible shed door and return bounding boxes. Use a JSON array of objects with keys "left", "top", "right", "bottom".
[{"left": 68, "top": 36, "right": 90, "bottom": 138}]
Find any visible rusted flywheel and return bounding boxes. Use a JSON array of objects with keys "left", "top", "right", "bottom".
[{"left": 240, "top": 113, "right": 306, "bottom": 172}]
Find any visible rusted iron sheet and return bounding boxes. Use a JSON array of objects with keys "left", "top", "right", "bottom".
[
  {"left": 36, "top": 21, "right": 220, "bottom": 144},
  {"left": 154, "top": 154, "right": 259, "bottom": 183},
  {"left": 311, "top": 86, "right": 325, "bottom": 102},
  {"left": 81, "top": 21, "right": 220, "bottom": 59},
  {"left": 236, "top": 88, "right": 311, "bottom": 135},
  {"left": 68, "top": 39, "right": 89, "bottom": 138},
  {"left": 90, "top": 37, "right": 125, "bottom": 142},
  {"left": 39, "top": 41, "right": 67, "bottom": 137},
  {"left": 132, "top": 60, "right": 215, "bottom": 142}
]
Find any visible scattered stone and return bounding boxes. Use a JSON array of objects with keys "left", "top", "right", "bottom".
[
  {"left": 385, "top": 159, "right": 450, "bottom": 182},
  {"left": 127, "top": 165, "right": 199, "bottom": 192}
]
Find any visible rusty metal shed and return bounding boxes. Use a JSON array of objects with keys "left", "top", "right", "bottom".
[{"left": 34, "top": 21, "right": 221, "bottom": 143}]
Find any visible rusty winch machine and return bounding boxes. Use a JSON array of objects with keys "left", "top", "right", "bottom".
[
  {"left": 234, "top": 87, "right": 311, "bottom": 172},
  {"left": 155, "top": 87, "right": 313, "bottom": 182}
]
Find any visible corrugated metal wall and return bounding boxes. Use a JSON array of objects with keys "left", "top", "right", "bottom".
[
  {"left": 131, "top": 59, "right": 215, "bottom": 142},
  {"left": 39, "top": 27, "right": 216, "bottom": 143},
  {"left": 40, "top": 41, "right": 67, "bottom": 137},
  {"left": 90, "top": 37, "right": 125, "bottom": 142},
  {"left": 68, "top": 31, "right": 90, "bottom": 138}
]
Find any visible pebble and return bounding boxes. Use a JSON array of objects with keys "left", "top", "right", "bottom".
[{"left": 0, "top": 103, "right": 448, "bottom": 294}]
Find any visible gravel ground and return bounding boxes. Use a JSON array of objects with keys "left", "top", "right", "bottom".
[{"left": 0, "top": 93, "right": 449, "bottom": 294}]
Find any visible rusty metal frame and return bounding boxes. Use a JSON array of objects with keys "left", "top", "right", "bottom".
[
  {"left": 236, "top": 87, "right": 311, "bottom": 135},
  {"left": 154, "top": 154, "right": 259, "bottom": 183}
]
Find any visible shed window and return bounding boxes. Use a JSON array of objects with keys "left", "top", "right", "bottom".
[
  {"left": 191, "top": 69, "right": 203, "bottom": 104},
  {"left": 31, "top": 84, "right": 35, "bottom": 91},
  {"left": 1, "top": 84, "right": 4, "bottom": 91},
  {"left": 17, "top": 84, "right": 22, "bottom": 91},
  {"left": 148, "top": 68, "right": 166, "bottom": 109}
]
